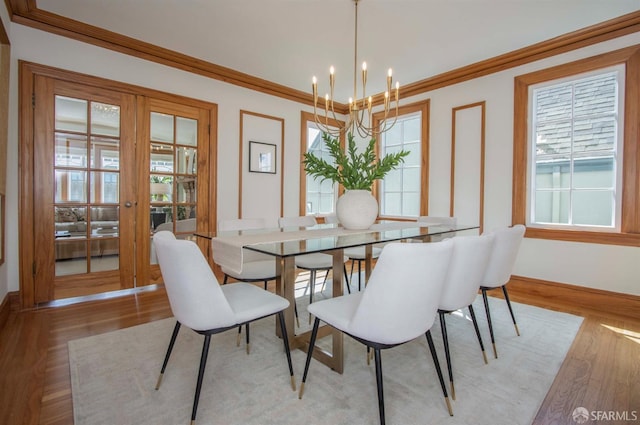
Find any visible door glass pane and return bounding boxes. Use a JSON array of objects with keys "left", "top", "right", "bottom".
[
  {"left": 55, "top": 96, "right": 87, "bottom": 133},
  {"left": 177, "top": 147, "right": 197, "bottom": 174},
  {"left": 176, "top": 176, "right": 196, "bottom": 203},
  {"left": 55, "top": 134, "right": 88, "bottom": 167},
  {"left": 90, "top": 171, "right": 120, "bottom": 203},
  {"left": 176, "top": 117, "right": 197, "bottom": 146},
  {"left": 91, "top": 102, "right": 120, "bottom": 137},
  {"left": 90, "top": 239, "right": 119, "bottom": 272},
  {"left": 53, "top": 95, "right": 122, "bottom": 277},
  {"left": 55, "top": 240, "right": 87, "bottom": 276},
  {"left": 151, "top": 143, "right": 174, "bottom": 172},
  {"left": 151, "top": 112, "right": 174, "bottom": 142},
  {"left": 91, "top": 136, "right": 120, "bottom": 170}
]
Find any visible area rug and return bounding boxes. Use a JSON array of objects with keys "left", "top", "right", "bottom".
[{"left": 69, "top": 297, "right": 583, "bottom": 425}]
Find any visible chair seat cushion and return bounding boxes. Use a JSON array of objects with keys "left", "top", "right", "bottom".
[
  {"left": 221, "top": 260, "right": 277, "bottom": 280},
  {"left": 307, "top": 292, "right": 364, "bottom": 333},
  {"left": 295, "top": 253, "right": 347, "bottom": 270},
  {"left": 222, "top": 282, "right": 289, "bottom": 324},
  {"left": 343, "top": 246, "right": 383, "bottom": 260}
]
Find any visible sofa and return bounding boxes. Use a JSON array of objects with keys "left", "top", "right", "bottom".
[{"left": 55, "top": 206, "right": 119, "bottom": 260}]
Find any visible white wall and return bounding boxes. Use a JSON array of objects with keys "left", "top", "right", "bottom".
[
  {"left": 400, "top": 32, "right": 640, "bottom": 296},
  {"left": 3, "top": 21, "right": 639, "bottom": 299}
]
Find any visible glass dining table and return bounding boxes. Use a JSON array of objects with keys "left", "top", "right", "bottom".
[{"left": 197, "top": 221, "right": 480, "bottom": 374}]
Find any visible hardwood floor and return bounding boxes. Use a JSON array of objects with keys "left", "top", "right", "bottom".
[{"left": 0, "top": 280, "right": 638, "bottom": 425}]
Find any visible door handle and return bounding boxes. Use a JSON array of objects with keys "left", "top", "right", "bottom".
[{"left": 124, "top": 201, "right": 133, "bottom": 208}]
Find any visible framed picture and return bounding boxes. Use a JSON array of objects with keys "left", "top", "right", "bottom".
[{"left": 249, "top": 141, "right": 277, "bottom": 174}]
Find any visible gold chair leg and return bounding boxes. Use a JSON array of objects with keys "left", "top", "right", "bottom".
[
  {"left": 445, "top": 396, "right": 454, "bottom": 416},
  {"left": 298, "top": 382, "right": 305, "bottom": 399},
  {"left": 155, "top": 373, "right": 164, "bottom": 390}
]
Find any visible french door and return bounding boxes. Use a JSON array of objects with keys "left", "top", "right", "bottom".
[
  {"left": 22, "top": 65, "right": 213, "bottom": 305},
  {"left": 32, "top": 77, "right": 137, "bottom": 302}
]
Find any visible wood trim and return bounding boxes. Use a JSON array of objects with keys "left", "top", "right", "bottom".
[
  {"left": 239, "top": 110, "right": 285, "bottom": 219},
  {"left": 512, "top": 45, "right": 640, "bottom": 247},
  {"left": 507, "top": 275, "right": 640, "bottom": 320},
  {"left": 6, "top": 2, "right": 640, "bottom": 108},
  {"left": 451, "top": 101, "right": 486, "bottom": 233}
]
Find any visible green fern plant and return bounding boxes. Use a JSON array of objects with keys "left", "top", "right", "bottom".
[{"left": 303, "top": 132, "right": 410, "bottom": 190}]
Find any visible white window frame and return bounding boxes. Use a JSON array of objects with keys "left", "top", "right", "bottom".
[
  {"left": 378, "top": 111, "right": 422, "bottom": 218},
  {"left": 526, "top": 65, "right": 625, "bottom": 232}
]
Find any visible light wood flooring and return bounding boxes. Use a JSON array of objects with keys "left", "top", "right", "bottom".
[{"left": 0, "top": 279, "right": 638, "bottom": 425}]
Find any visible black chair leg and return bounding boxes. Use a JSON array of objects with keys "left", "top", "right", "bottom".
[
  {"left": 358, "top": 259, "right": 363, "bottom": 291},
  {"left": 468, "top": 304, "right": 488, "bottom": 364},
  {"left": 299, "top": 317, "right": 321, "bottom": 399},
  {"left": 263, "top": 280, "right": 268, "bottom": 290},
  {"left": 245, "top": 323, "right": 250, "bottom": 354},
  {"left": 482, "top": 288, "right": 498, "bottom": 358},
  {"left": 425, "top": 330, "right": 453, "bottom": 416},
  {"left": 373, "top": 348, "right": 386, "bottom": 425},
  {"left": 223, "top": 274, "right": 229, "bottom": 285},
  {"left": 438, "top": 312, "right": 455, "bottom": 400},
  {"left": 277, "top": 311, "right": 296, "bottom": 391},
  {"left": 309, "top": 270, "right": 317, "bottom": 304},
  {"left": 191, "top": 334, "right": 212, "bottom": 423},
  {"left": 155, "top": 321, "right": 181, "bottom": 390},
  {"left": 502, "top": 285, "right": 520, "bottom": 336}
]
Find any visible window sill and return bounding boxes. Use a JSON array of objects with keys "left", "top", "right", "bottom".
[{"left": 524, "top": 227, "right": 640, "bottom": 247}]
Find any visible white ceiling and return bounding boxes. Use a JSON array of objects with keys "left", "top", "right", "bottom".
[{"left": 37, "top": 0, "right": 640, "bottom": 99}]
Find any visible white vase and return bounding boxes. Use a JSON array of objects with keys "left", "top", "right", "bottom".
[{"left": 336, "top": 190, "right": 378, "bottom": 230}]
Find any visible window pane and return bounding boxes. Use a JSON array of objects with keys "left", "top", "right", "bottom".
[
  {"left": 91, "top": 171, "right": 119, "bottom": 203},
  {"left": 535, "top": 84, "right": 572, "bottom": 122},
  {"left": 402, "top": 192, "right": 420, "bottom": 217},
  {"left": 91, "top": 136, "right": 120, "bottom": 170},
  {"left": 176, "top": 177, "right": 196, "bottom": 203},
  {"left": 573, "top": 156, "right": 614, "bottom": 189},
  {"left": 531, "top": 68, "right": 621, "bottom": 229},
  {"left": 572, "top": 190, "right": 614, "bottom": 226},
  {"left": 403, "top": 118, "right": 421, "bottom": 142},
  {"left": 176, "top": 117, "right": 197, "bottom": 146},
  {"left": 383, "top": 192, "right": 401, "bottom": 216},
  {"left": 69, "top": 171, "right": 88, "bottom": 203},
  {"left": 535, "top": 160, "right": 570, "bottom": 189},
  {"left": 55, "top": 96, "right": 87, "bottom": 133},
  {"left": 56, "top": 241, "right": 87, "bottom": 276},
  {"left": 177, "top": 147, "right": 197, "bottom": 175},
  {"left": 150, "top": 112, "right": 174, "bottom": 143},
  {"left": 384, "top": 169, "right": 401, "bottom": 192},
  {"left": 55, "top": 134, "right": 88, "bottom": 168},
  {"left": 90, "top": 102, "right": 120, "bottom": 137},
  {"left": 534, "top": 190, "right": 569, "bottom": 224},
  {"left": 403, "top": 168, "right": 420, "bottom": 192},
  {"left": 151, "top": 144, "right": 175, "bottom": 172},
  {"left": 573, "top": 116, "right": 615, "bottom": 153}
]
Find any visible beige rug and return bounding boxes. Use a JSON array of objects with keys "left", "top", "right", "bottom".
[{"left": 69, "top": 297, "right": 583, "bottom": 425}]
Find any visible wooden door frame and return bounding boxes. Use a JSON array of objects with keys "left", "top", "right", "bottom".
[{"left": 18, "top": 61, "right": 218, "bottom": 309}]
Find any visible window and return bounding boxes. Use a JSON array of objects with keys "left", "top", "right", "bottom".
[
  {"left": 374, "top": 101, "right": 429, "bottom": 218},
  {"left": 379, "top": 112, "right": 422, "bottom": 217},
  {"left": 529, "top": 67, "right": 623, "bottom": 230},
  {"left": 513, "top": 45, "right": 640, "bottom": 246},
  {"left": 300, "top": 111, "right": 345, "bottom": 216}
]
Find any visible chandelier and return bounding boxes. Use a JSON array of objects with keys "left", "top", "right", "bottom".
[{"left": 311, "top": 0, "right": 399, "bottom": 138}]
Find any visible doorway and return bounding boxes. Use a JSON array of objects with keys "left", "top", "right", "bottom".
[{"left": 19, "top": 63, "right": 215, "bottom": 306}]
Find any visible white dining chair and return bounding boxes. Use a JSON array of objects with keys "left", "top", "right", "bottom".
[
  {"left": 480, "top": 224, "right": 526, "bottom": 358},
  {"left": 278, "top": 216, "right": 350, "bottom": 316},
  {"left": 299, "top": 240, "right": 456, "bottom": 424},
  {"left": 217, "top": 218, "right": 277, "bottom": 291},
  {"left": 153, "top": 231, "right": 296, "bottom": 424},
  {"left": 437, "top": 233, "right": 494, "bottom": 400},
  {"left": 325, "top": 213, "right": 382, "bottom": 291}
]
